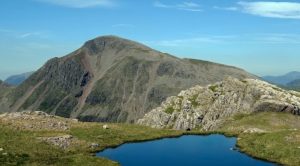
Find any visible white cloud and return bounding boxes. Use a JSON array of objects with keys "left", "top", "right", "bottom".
[
  {"left": 238, "top": 1, "right": 300, "bottom": 19},
  {"left": 214, "top": 6, "right": 238, "bottom": 11},
  {"left": 154, "top": 1, "right": 202, "bottom": 12},
  {"left": 19, "top": 32, "right": 45, "bottom": 38},
  {"left": 146, "top": 34, "right": 300, "bottom": 47},
  {"left": 0, "top": 29, "right": 49, "bottom": 39},
  {"left": 36, "top": 0, "right": 115, "bottom": 8}
]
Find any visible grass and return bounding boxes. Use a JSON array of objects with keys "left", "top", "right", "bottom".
[
  {"left": 209, "top": 85, "right": 218, "bottom": 92},
  {"left": 189, "top": 94, "right": 199, "bottom": 107},
  {"left": 0, "top": 121, "right": 183, "bottom": 166},
  {"left": 219, "top": 112, "right": 300, "bottom": 166},
  {"left": 164, "top": 106, "right": 175, "bottom": 114},
  {"left": 0, "top": 112, "right": 300, "bottom": 166}
]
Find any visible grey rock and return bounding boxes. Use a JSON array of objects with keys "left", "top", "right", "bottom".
[
  {"left": 0, "top": 111, "right": 75, "bottom": 131},
  {"left": 138, "top": 77, "right": 300, "bottom": 131},
  {"left": 102, "top": 124, "right": 109, "bottom": 129},
  {"left": 90, "top": 143, "right": 99, "bottom": 148},
  {"left": 40, "top": 135, "right": 74, "bottom": 149}
]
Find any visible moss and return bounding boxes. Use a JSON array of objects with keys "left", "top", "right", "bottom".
[
  {"left": 209, "top": 85, "right": 218, "bottom": 92},
  {"left": 164, "top": 106, "right": 175, "bottom": 114},
  {"left": 189, "top": 94, "right": 199, "bottom": 107}
]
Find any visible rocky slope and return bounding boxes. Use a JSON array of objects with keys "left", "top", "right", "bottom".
[
  {"left": 0, "top": 81, "right": 13, "bottom": 112},
  {"left": 0, "top": 111, "right": 77, "bottom": 131},
  {"left": 1, "top": 36, "right": 256, "bottom": 123},
  {"left": 138, "top": 77, "right": 300, "bottom": 130}
]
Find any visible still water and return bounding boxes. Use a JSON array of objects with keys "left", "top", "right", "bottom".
[{"left": 97, "top": 135, "right": 274, "bottom": 166}]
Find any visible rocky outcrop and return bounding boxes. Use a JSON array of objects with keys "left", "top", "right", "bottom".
[
  {"left": 38, "top": 135, "right": 75, "bottom": 149},
  {"left": 1, "top": 36, "right": 256, "bottom": 123},
  {"left": 138, "top": 77, "right": 300, "bottom": 131},
  {"left": 0, "top": 111, "right": 85, "bottom": 150},
  {"left": 0, "top": 111, "right": 78, "bottom": 131}
]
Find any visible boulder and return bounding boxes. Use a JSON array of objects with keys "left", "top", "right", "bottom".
[
  {"left": 90, "top": 143, "right": 99, "bottom": 148},
  {"left": 39, "top": 135, "right": 74, "bottom": 149},
  {"left": 103, "top": 124, "right": 109, "bottom": 129}
]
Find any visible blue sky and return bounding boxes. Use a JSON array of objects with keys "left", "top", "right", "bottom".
[{"left": 1, "top": 0, "right": 300, "bottom": 79}]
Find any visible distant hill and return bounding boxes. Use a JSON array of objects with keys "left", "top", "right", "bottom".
[
  {"left": 5, "top": 71, "right": 34, "bottom": 86},
  {"left": 287, "top": 79, "right": 300, "bottom": 90},
  {"left": 0, "top": 35, "right": 256, "bottom": 122},
  {"left": 262, "top": 71, "right": 300, "bottom": 86}
]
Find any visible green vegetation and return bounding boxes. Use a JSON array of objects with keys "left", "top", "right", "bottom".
[
  {"left": 164, "top": 106, "right": 175, "bottom": 114},
  {"left": 209, "top": 85, "right": 218, "bottom": 92},
  {"left": 0, "top": 112, "right": 299, "bottom": 166},
  {"left": 0, "top": 122, "right": 183, "bottom": 166},
  {"left": 219, "top": 112, "right": 300, "bottom": 166},
  {"left": 189, "top": 94, "right": 199, "bottom": 107},
  {"left": 21, "top": 83, "right": 47, "bottom": 110}
]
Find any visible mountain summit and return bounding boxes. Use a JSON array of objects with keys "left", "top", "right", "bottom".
[{"left": 1, "top": 35, "right": 256, "bottom": 123}]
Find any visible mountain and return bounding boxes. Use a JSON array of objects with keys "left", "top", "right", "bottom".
[
  {"left": 4, "top": 71, "right": 34, "bottom": 86},
  {"left": 1, "top": 35, "right": 256, "bottom": 122},
  {"left": 287, "top": 79, "right": 300, "bottom": 90},
  {"left": 0, "top": 80, "right": 14, "bottom": 111},
  {"left": 138, "top": 77, "right": 300, "bottom": 130},
  {"left": 0, "top": 80, "right": 12, "bottom": 95},
  {"left": 262, "top": 71, "right": 300, "bottom": 86}
]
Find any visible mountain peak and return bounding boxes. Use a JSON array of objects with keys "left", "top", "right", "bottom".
[{"left": 82, "top": 35, "right": 151, "bottom": 54}]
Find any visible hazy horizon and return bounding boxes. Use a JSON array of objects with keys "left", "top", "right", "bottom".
[{"left": 1, "top": 0, "right": 300, "bottom": 79}]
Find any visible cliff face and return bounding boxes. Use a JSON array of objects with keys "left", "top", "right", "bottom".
[
  {"left": 138, "top": 77, "right": 300, "bottom": 130},
  {"left": 1, "top": 36, "right": 256, "bottom": 122}
]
